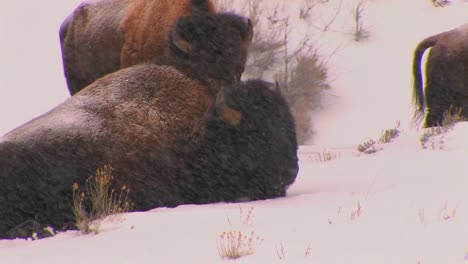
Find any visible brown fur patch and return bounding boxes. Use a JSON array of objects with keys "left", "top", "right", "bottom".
[
  {"left": 120, "top": 0, "right": 216, "bottom": 67},
  {"left": 218, "top": 105, "right": 242, "bottom": 126}
]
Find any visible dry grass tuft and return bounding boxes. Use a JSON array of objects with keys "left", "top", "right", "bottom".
[
  {"left": 350, "top": 201, "right": 363, "bottom": 221},
  {"left": 217, "top": 207, "right": 263, "bottom": 260},
  {"left": 378, "top": 121, "right": 400, "bottom": 144},
  {"left": 356, "top": 139, "right": 377, "bottom": 154},
  {"left": 419, "top": 108, "right": 465, "bottom": 149},
  {"left": 438, "top": 202, "right": 459, "bottom": 222},
  {"left": 276, "top": 241, "right": 286, "bottom": 260},
  {"left": 72, "top": 165, "right": 132, "bottom": 234},
  {"left": 218, "top": 230, "right": 263, "bottom": 260},
  {"left": 315, "top": 149, "right": 338, "bottom": 162},
  {"left": 357, "top": 121, "right": 401, "bottom": 154}
]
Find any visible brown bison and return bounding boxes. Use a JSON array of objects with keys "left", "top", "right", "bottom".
[
  {"left": 412, "top": 22, "right": 468, "bottom": 127},
  {"left": 59, "top": 0, "right": 245, "bottom": 95},
  {"left": 0, "top": 13, "right": 297, "bottom": 239}
]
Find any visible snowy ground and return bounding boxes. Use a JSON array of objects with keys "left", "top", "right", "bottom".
[
  {"left": 1, "top": 0, "right": 468, "bottom": 263},
  {"left": 1, "top": 125, "right": 468, "bottom": 263}
]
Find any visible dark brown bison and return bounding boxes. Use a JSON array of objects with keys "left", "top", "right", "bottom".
[
  {"left": 184, "top": 80, "right": 299, "bottom": 203},
  {"left": 59, "top": 0, "right": 239, "bottom": 95},
  {"left": 412, "top": 22, "right": 468, "bottom": 127},
  {"left": 0, "top": 13, "right": 297, "bottom": 239}
]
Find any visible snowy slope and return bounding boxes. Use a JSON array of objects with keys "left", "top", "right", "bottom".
[
  {"left": 308, "top": 0, "right": 468, "bottom": 145},
  {"left": 1, "top": 0, "right": 468, "bottom": 263}
]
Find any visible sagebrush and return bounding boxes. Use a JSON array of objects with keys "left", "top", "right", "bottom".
[{"left": 216, "top": 0, "right": 330, "bottom": 144}]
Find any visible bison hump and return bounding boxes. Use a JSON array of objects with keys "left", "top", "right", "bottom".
[{"left": 119, "top": 0, "right": 216, "bottom": 67}]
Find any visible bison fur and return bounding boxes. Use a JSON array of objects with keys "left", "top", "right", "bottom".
[{"left": 59, "top": 0, "right": 228, "bottom": 95}]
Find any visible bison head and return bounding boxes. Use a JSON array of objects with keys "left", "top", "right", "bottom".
[{"left": 169, "top": 12, "right": 253, "bottom": 89}]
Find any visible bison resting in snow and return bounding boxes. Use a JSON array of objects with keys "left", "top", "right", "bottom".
[
  {"left": 412, "top": 22, "right": 468, "bottom": 127},
  {"left": 183, "top": 80, "right": 298, "bottom": 204},
  {"left": 0, "top": 13, "right": 297, "bottom": 239},
  {"left": 59, "top": 0, "right": 226, "bottom": 95}
]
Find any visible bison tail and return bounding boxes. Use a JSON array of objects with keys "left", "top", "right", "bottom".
[{"left": 412, "top": 34, "right": 439, "bottom": 126}]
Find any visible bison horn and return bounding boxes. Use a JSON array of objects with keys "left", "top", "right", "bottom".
[
  {"left": 274, "top": 81, "right": 282, "bottom": 94},
  {"left": 243, "top": 18, "right": 253, "bottom": 45},
  {"left": 171, "top": 29, "right": 192, "bottom": 55}
]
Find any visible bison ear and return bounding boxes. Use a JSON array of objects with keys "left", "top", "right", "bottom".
[
  {"left": 243, "top": 18, "right": 253, "bottom": 45},
  {"left": 171, "top": 29, "right": 192, "bottom": 55}
]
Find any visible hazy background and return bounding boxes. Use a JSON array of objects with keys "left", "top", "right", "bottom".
[{"left": 0, "top": 1, "right": 82, "bottom": 135}]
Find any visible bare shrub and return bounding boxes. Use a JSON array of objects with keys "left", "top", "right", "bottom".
[
  {"left": 217, "top": 0, "right": 331, "bottom": 144},
  {"left": 299, "top": 0, "right": 315, "bottom": 19},
  {"left": 352, "top": 0, "right": 370, "bottom": 41},
  {"left": 298, "top": 0, "right": 344, "bottom": 32},
  {"left": 280, "top": 54, "right": 330, "bottom": 143},
  {"left": 243, "top": 0, "right": 284, "bottom": 79}
]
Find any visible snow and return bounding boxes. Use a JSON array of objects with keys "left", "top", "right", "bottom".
[{"left": 1, "top": 0, "right": 468, "bottom": 263}]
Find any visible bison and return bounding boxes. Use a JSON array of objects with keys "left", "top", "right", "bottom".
[
  {"left": 0, "top": 13, "right": 297, "bottom": 239},
  {"left": 412, "top": 22, "right": 468, "bottom": 127},
  {"left": 184, "top": 80, "right": 299, "bottom": 204},
  {"left": 59, "top": 0, "right": 233, "bottom": 95}
]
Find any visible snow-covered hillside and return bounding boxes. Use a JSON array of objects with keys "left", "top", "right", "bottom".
[
  {"left": 306, "top": 0, "right": 468, "bottom": 145},
  {"left": 1, "top": 0, "right": 468, "bottom": 263},
  {"left": 2, "top": 124, "right": 468, "bottom": 263}
]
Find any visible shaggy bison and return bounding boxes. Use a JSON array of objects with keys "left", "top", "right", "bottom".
[
  {"left": 412, "top": 23, "right": 468, "bottom": 127},
  {"left": 184, "top": 80, "right": 299, "bottom": 203},
  {"left": 59, "top": 0, "right": 231, "bottom": 95},
  {"left": 0, "top": 13, "right": 297, "bottom": 239}
]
